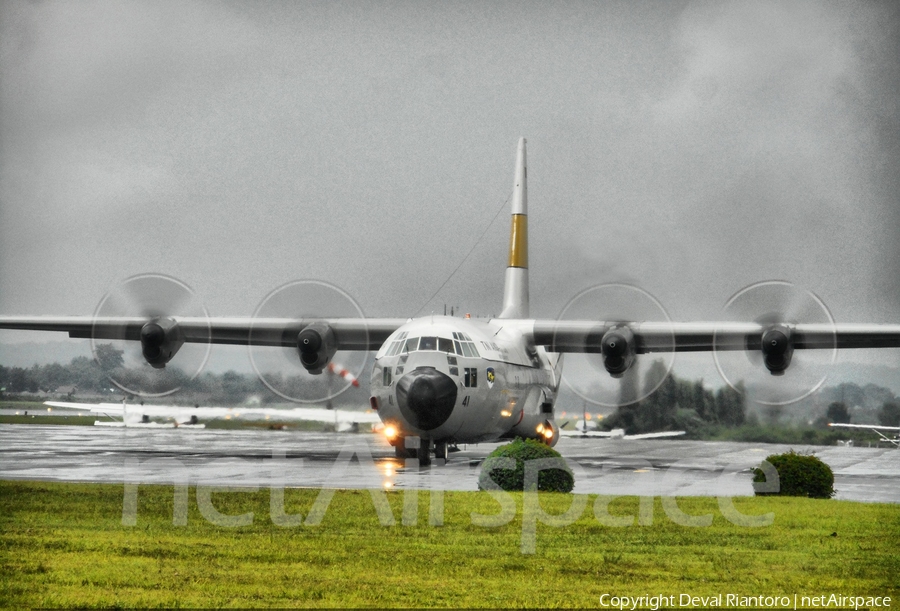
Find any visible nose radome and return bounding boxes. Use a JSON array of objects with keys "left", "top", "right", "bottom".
[{"left": 396, "top": 366, "right": 457, "bottom": 431}]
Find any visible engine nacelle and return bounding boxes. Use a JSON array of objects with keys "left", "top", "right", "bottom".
[
  {"left": 297, "top": 322, "right": 337, "bottom": 374},
  {"left": 506, "top": 414, "right": 560, "bottom": 447},
  {"left": 140, "top": 318, "right": 184, "bottom": 369},
  {"left": 534, "top": 419, "right": 560, "bottom": 446},
  {"left": 600, "top": 326, "right": 636, "bottom": 378},
  {"left": 761, "top": 324, "right": 793, "bottom": 375}
]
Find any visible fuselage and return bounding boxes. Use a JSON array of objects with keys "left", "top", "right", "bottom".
[{"left": 369, "top": 315, "right": 562, "bottom": 445}]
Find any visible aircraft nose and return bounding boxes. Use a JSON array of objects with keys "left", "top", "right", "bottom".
[{"left": 396, "top": 366, "right": 458, "bottom": 431}]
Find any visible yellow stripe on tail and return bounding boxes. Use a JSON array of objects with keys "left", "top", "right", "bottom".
[{"left": 499, "top": 138, "right": 529, "bottom": 319}]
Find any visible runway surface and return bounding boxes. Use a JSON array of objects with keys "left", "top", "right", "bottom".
[{"left": 1, "top": 424, "right": 898, "bottom": 502}]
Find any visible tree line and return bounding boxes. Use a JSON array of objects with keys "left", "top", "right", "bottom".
[
  {"left": 601, "top": 360, "right": 746, "bottom": 435},
  {"left": 2, "top": 347, "right": 898, "bottom": 428},
  {"left": 600, "top": 360, "right": 900, "bottom": 434},
  {"left": 0, "top": 344, "right": 370, "bottom": 407}
]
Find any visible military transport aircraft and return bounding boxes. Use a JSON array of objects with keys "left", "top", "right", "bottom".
[{"left": 2, "top": 138, "right": 900, "bottom": 465}]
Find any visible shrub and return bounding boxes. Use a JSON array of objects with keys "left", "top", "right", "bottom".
[
  {"left": 477, "top": 438, "right": 574, "bottom": 493},
  {"left": 753, "top": 450, "right": 835, "bottom": 499}
]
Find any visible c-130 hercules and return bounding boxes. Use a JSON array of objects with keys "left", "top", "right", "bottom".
[{"left": 3, "top": 138, "right": 900, "bottom": 466}]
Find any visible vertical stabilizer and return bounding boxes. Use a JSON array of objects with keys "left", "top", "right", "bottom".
[{"left": 499, "top": 138, "right": 529, "bottom": 319}]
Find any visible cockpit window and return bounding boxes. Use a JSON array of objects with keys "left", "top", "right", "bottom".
[
  {"left": 438, "top": 337, "right": 454, "bottom": 353},
  {"left": 404, "top": 337, "right": 418, "bottom": 353},
  {"left": 419, "top": 336, "right": 437, "bottom": 351}
]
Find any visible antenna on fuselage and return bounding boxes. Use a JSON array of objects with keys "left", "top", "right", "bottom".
[{"left": 499, "top": 137, "right": 529, "bottom": 319}]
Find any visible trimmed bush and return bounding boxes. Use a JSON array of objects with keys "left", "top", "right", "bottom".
[
  {"left": 477, "top": 438, "right": 574, "bottom": 493},
  {"left": 753, "top": 450, "right": 835, "bottom": 499}
]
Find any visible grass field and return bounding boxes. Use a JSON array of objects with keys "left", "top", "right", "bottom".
[{"left": 1, "top": 480, "right": 898, "bottom": 608}]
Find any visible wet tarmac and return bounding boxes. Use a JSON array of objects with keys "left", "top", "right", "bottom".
[{"left": 1, "top": 424, "right": 897, "bottom": 502}]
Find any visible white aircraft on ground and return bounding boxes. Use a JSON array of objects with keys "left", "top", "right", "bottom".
[
  {"left": 43, "top": 399, "right": 380, "bottom": 431},
  {"left": 828, "top": 422, "right": 900, "bottom": 448},
  {"left": 559, "top": 417, "right": 685, "bottom": 440},
  {"left": 3, "top": 138, "right": 900, "bottom": 465},
  {"left": 557, "top": 405, "right": 685, "bottom": 439},
  {"left": 560, "top": 425, "right": 686, "bottom": 440}
]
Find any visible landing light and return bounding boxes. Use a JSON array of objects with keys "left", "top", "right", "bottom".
[
  {"left": 536, "top": 423, "right": 545, "bottom": 434},
  {"left": 542, "top": 428, "right": 554, "bottom": 440},
  {"left": 500, "top": 409, "right": 512, "bottom": 417},
  {"left": 384, "top": 425, "right": 398, "bottom": 440}
]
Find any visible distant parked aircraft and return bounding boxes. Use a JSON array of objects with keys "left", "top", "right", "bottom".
[
  {"left": 44, "top": 400, "right": 379, "bottom": 432},
  {"left": 828, "top": 422, "right": 900, "bottom": 448}
]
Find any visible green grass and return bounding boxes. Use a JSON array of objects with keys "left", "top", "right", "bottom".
[{"left": 1, "top": 481, "right": 898, "bottom": 608}]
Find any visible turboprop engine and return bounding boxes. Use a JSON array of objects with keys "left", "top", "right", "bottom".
[
  {"left": 296, "top": 322, "right": 337, "bottom": 374},
  {"left": 506, "top": 415, "right": 560, "bottom": 447},
  {"left": 760, "top": 324, "right": 794, "bottom": 375},
  {"left": 140, "top": 317, "right": 184, "bottom": 369},
  {"left": 600, "top": 326, "right": 636, "bottom": 378}
]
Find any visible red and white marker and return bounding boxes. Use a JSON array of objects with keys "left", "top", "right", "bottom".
[{"left": 327, "top": 362, "right": 359, "bottom": 387}]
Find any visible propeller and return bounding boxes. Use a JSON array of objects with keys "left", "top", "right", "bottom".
[
  {"left": 249, "top": 280, "right": 368, "bottom": 403},
  {"left": 556, "top": 283, "right": 675, "bottom": 408},
  {"left": 714, "top": 280, "right": 836, "bottom": 406},
  {"left": 91, "top": 273, "right": 210, "bottom": 397}
]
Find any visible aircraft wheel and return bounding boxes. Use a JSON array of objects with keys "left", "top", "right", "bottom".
[
  {"left": 417, "top": 441, "right": 432, "bottom": 467},
  {"left": 394, "top": 441, "right": 416, "bottom": 459},
  {"left": 434, "top": 441, "right": 448, "bottom": 462}
]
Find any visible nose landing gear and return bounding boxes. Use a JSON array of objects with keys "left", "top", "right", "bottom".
[{"left": 394, "top": 436, "right": 451, "bottom": 467}]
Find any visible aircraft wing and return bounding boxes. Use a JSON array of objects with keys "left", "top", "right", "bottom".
[
  {"left": 559, "top": 429, "right": 685, "bottom": 439},
  {"left": 4, "top": 317, "right": 900, "bottom": 352},
  {"left": 44, "top": 401, "right": 381, "bottom": 424},
  {"left": 0, "top": 316, "right": 407, "bottom": 350},
  {"left": 530, "top": 321, "right": 900, "bottom": 352},
  {"left": 828, "top": 423, "right": 900, "bottom": 432},
  {"left": 559, "top": 429, "right": 618, "bottom": 438},
  {"left": 45, "top": 401, "right": 128, "bottom": 414},
  {"left": 621, "top": 430, "right": 687, "bottom": 440}
]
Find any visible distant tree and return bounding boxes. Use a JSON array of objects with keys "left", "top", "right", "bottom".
[
  {"left": 641, "top": 361, "right": 677, "bottom": 431},
  {"left": 763, "top": 404, "right": 784, "bottom": 426},
  {"left": 834, "top": 383, "right": 865, "bottom": 409},
  {"left": 692, "top": 380, "right": 715, "bottom": 422},
  {"left": 8, "top": 367, "right": 37, "bottom": 393},
  {"left": 38, "top": 362, "right": 71, "bottom": 391},
  {"left": 715, "top": 381, "right": 746, "bottom": 426},
  {"left": 826, "top": 401, "right": 850, "bottom": 424},
  {"left": 878, "top": 401, "right": 900, "bottom": 427},
  {"left": 68, "top": 356, "right": 108, "bottom": 392},
  {"left": 95, "top": 344, "right": 125, "bottom": 371}
]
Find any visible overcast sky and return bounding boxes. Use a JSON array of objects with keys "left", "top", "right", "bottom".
[{"left": 1, "top": 1, "right": 898, "bottom": 387}]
